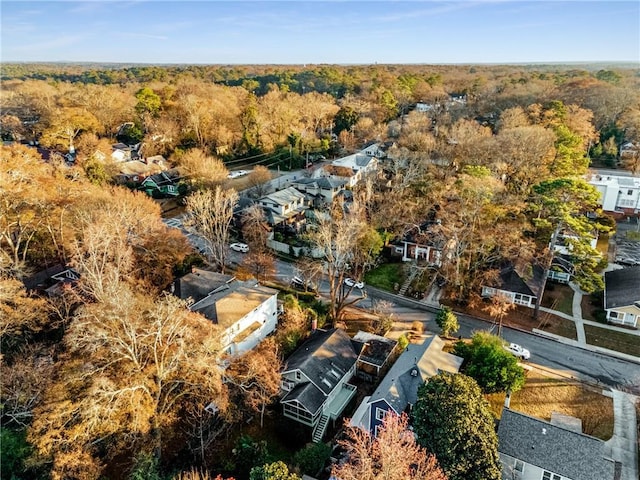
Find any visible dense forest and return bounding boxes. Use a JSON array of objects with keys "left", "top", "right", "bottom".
[{"left": 1, "top": 63, "right": 639, "bottom": 480}]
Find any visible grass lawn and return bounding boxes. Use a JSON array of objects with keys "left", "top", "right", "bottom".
[
  {"left": 364, "top": 262, "right": 406, "bottom": 291},
  {"left": 486, "top": 369, "right": 614, "bottom": 441},
  {"left": 536, "top": 312, "right": 579, "bottom": 340},
  {"left": 541, "top": 283, "right": 574, "bottom": 316},
  {"left": 442, "top": 300, "right": 578, "bottom": 340},
  {"left": 581, "top": 292, "right": 606, "bottom": 323},
  {"left": 584, "top": 324, "right": 640, "bottom": 357}
]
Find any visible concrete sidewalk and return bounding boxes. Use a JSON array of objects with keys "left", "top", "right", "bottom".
[{"left": 605, "top": 390, "right": 639, "bottom": 480}]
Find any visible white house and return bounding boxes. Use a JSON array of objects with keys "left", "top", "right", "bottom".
[
  {"left": 481, "top": 265, "right": 546, "bottom": 309},
  {"left": 360, "top": 142, "right": 386, "bottom": 158},
  {"left": 498, "top": 408, "right": 616, "bottom": 480},
  {"left": 330, "top": 153, "right": 378, "bottom": 186},
  {"left": 291, "top": 176, "right": 347, "bottom": 206},
  {"left": 587, "top": 172, "right": 640, "bottom": 213},
  {"left": 173, "top": 268, "right": 279, "bottom": 356},
  {"left": 552, "top": 229, "right": 598, "bottom": 256},
  {"left": 603, "top": 266, "right": 640, "bottom": 327}
]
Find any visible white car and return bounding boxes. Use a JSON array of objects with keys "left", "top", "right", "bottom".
[
  {"left": 344, "top": 277, "right": 364, "bottom": 289},
  {"left": 230, "top": 242, "right": 249, "bottom": 253},
  {"left": 227, "top": 170, "right": 250, "bottom": 179},
  {"left": 504, "top": 343, "right": 530, "bottom": 360}
]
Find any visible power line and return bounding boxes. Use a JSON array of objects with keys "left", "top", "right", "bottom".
[{"left": 224, "top": 150, "right": 271, "bottom": 165}]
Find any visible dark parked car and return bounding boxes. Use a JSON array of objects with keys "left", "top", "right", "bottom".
[{"left": 290, "top": 276, "right": 318, "bottom": 295}]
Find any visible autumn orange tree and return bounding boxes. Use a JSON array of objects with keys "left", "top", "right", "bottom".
[
  {"left": 28, "top": 291, "right": 229, "bottom": 479},
  {"left": 331, "top": 413, "right": 446, "bottom": 480},
  {"left": 224, "top": 337, "right": 282, "bottom": 428}
]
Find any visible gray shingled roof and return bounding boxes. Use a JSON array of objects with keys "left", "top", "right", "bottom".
[
  {"left": 604, "top": 266, "right": 640, "bottom": 309},
  {"left": 369, "top": 335, "right": 462, "bottom": 414},
  {"left": 498, "top": 409, "right": 616, "bottom": 480},
  {"left": 353, "top": 331, "right": 397, "bottom": 368},
  {"left": 292, "top": 176, "right": 345, "bottom": 192},
  {"left": 173, "top": 268, "right": 234, "bottom": 303},
  {"left": 497, "top": 265, "right": 545, "bottom": 298},
  {"left": 354, "top": 154, "right": 373, "bottom": 167},
  {"left": 281, "top": 329, "right": 360, "bottom": 413},
  {"left": 281, "top": 382, "right": 324, "bottom": 415},
  {"left": 259, "top": 187, "right": 306, "bottom": 206}
]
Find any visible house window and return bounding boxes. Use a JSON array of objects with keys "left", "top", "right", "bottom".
[
  {"left": 514, "top": 459, "right": 524, "bottom": 473},
  {"left": 608, "top": 311, "right": 621, "bottom": 320},
  {"left": 628, "top": 189, "right": 633, "bottom": 195},
  {"left": 375, "top": 408, "right": 386, "bottom": 421},
  {"left": 281, "top": 380, "right": 294, "bottom": 391},
  {"left": 541, "top": 471, "right": 562, "bottom": 480},
  {"left": 513, "top": 293, "right": 530, "bottom": 306}
]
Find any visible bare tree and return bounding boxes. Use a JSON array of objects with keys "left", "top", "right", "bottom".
[
  {"left": 185, "top": 186, "right": 238, "bottom": 273},
  {"left": 28, "top": 292, "right": 229, "bottom": 476},
  {"left": 70, "top": 209, "right": 134, "bottom": 303},
  {"left": 240, "top": 250, "right": 276, "bottom": 282},
  {"left": 241, "top": 204, "right": 270, "bottom": 252},
  {"left": 245, "top": 165, "right": 272, "bottom": 199},
  {"left": 0, "top": 345, "right": 54, "bottom": 427},
  {"left": 331, "top": 413, "right": 446, "bottom": 480},
  {"left": 307, "top": 198, "right": 378, "bottom": 322},
  {"left": 483, "top": 291, "right": 516, "bottom": 337},
  {"left": 294, "top": 256, "right": 324, "bottom": 292}
]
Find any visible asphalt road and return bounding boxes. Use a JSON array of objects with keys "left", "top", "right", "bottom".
[
  {"left": 364, "top": 295, "right": 640, "bottom": 395},
  {"left": 164, "top": 178, "right": 640, "bottom": 396},
  {"left": 260, "top": 253, "right": 640, "bottom": 395}
]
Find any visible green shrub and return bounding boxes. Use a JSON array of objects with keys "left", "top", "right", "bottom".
[
  {"left": 293, "top": 442, "right": 331, "bottom": 476},
  {"left": 0, "top": 428, "right": 31, "bottom": 479}
]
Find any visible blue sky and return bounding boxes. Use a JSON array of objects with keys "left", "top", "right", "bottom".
[{"left": 1, "top": 1, "right": 639, "bottom": 64}]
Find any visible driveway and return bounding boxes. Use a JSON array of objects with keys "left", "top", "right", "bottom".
[{"left": 605, "top": 390, "right": 639, "bottom": 480}]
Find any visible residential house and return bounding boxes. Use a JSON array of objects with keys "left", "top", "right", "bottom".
[
  {"left": 620, "top": 141, "right": 639, "bottom": 159},
  {"left": 280, "top": 328, "right": 361, "bottom": 442},
  {"left": 23, "top": 264, "right": 80, "bottom": 297},
  {"left": 389, "top": 221, "right": 445, "bottom": 266},
  {"left": 552, "top": 229, "right": 598, "bottom": 256},
  {"left": 290, "top": 176, "right": 347, "bottom": 207},
  {"left": 360, "top": 142, "right": 387, "bottom": 159},
  {"left": 587, "top": 172, "right": 640, "bottom": 214},
  {"left": 352, "top": 331, "right": 398, "bottom": 382},
  {"left": 173, "top": 268, "right": 279, "bottom": 356},
  {"left": 547, "top": 255, "right": 575, "bottom": 284},
  {"left": 138, "top": 171, "right": 180, "bottom": 198},
  {"left": 330, "top": 153, "right": 378, "bottom": 187},
  {"left": 258, "top": 187, "right": 308, "bottom": 232},
  {"left": 497, "top": 408, "right": 616, "bottom": 480},
  {"left": 349, "top": 335, "right": 462, "bottom": 437},
  {"left": 111, "top": 142, "right": 140, "bottom": 162},
  {"left": 481, "top": 264, "right": 546, "bottom": 309},
  {"left": 603, "top": 266, "right": 640, "bottom": 327},
  {"left": 115, "top": 157, "right": 168, "bottom": 184}
]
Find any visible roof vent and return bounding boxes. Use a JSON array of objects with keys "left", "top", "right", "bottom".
[
  {"left": 542, "top": 428, "right": 547, "bottom": 435},
  {"left": 410, "top": 368, "right": 418, "bottom": 377}
]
